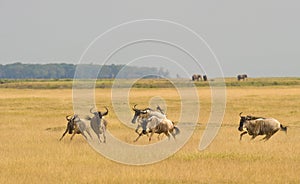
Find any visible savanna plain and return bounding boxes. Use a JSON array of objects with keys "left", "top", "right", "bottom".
[{"left": 0, "top": 78, "right": 300, "bottom": 183}]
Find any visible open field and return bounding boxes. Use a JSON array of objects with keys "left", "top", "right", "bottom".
[{"left": 0, "top": 78, "right": 300, "bottom": 183}]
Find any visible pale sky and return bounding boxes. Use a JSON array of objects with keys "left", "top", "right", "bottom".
[{"left": 0, "top": 1, "right": 299, "bottom": 77}]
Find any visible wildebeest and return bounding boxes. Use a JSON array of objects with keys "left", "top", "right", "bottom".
[
  {"left": 238, "top": 112, "right": 287, "bottom": 141},
  {"left": 59, "top": 114, "right": 93, "bottom": 141},
  {"left": 146, "top": 116, "right": 180, "bottom": 142},
  {"left": 237, "top": 74, "right": 248, "bottom": 81},
  {"left": 131, "top": 105, "right": 162, "bottom": 141},
  {"left": 192, "top": 74, "right": 202, "bottom": 81},
  {"left": 203, "top": 75, "right": 208, "bottom": 81},
  {"left": 131, "top": 105, "right": 180, "bottom": 142},
  {"left": 86, "top": 107, "right": 108, "bottom": 143}
]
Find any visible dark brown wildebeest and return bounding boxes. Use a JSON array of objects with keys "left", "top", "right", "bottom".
[
  {"left": 238, "top": 112, "right": 287, "bottom": 141},
  {"left": 59, "top": 114, "right": 93, "bottom": 141},
  {"left": 192, "top": 74, "right": 202, "bottom": 81},
  {"left": 203, "top": 75, "right": 208, "bottom": 81},
  {"left": 237, "top": 74, "right": 248, "bottom": 81}
]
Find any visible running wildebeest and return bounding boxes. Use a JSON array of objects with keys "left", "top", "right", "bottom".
[
  {"left": 131, "top": 104, "right": 163, "bottom": 141},
  {"left": 146, "top": 116, "right": 180, "bottom": 142},
  {"left": 238, "top": 112, "right": 287, "bottom": 141},
  {"left": 59, "top": 114, "right": 93, "bottom": 141},
  {"left": 131, "top": 104, "right": 180, "bottom": 142},
  {"left": 237, "top": 74, "right": 248, "bottom": 81},
  {"left": 86, "top": 107, "right": 108, "bottom": 143},
  {"left": 192, "top": 74, "right": 202, "bottom": 81}
]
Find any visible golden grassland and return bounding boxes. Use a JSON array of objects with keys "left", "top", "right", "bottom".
[{"left": 0, "top": 79, "right": 300, "bottom": 183}]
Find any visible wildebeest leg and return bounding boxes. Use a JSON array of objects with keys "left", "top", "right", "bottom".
[
  {"left": 59, "top": 127, "right": 69, "bottom": 141},
  {"left": 149, "top": 131, "right": 155, "bottom": 142},
  {"left": 135, "top": 123, "right": 142, "bottom": 133},
  {"left": 240, "top": 131, "right": 248, "bottom": 140},
  {"left": 103, "top": 134, "right": 106, "bottom": 143},
  {"left": 134, "top": 128, "right": 147, "bottom": 142},
  {"left": 164, "top": 132, "right": 171, "bottom": 140},
  {"left": 251, "top": 135, "right": 258, "bottom": 140},
  {"left": 133, "top": 125, "right": 142, "bottom": 142},
  {"left": 260, "top": 134, "right": 273, "bottom": 141},
  {"left": 97, "top": 134, "right": 102, "bottom": 143},
  {"left": 261, "top": 130, "right": 279, "bottom": 141},
  {"left": 134, "top": 133, "right": 143, "bottom": 142},
  {"left": 94, "top": 131, "right": 101, "bottom": 143},
  {"left": 80, "top": 132, "right": 88, "bottom": 140},
  {"left": 102, "top": 126, "right": 106, "bottom": 143},
  {"left": 260, "top": 135, "right": 269, "bottom": 141},
  {"left": 70, "top": 132, "right": 77, "bottom": 140},
  {"left": 157, "top": 133, "right": 164, "bottom": 140},
  {"left": 85, "top": 129, "right": 93, "bottom": 140}
]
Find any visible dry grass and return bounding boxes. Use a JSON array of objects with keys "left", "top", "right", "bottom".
[{"left": 0, "top": 83, "right": 299, "bottom": 183}]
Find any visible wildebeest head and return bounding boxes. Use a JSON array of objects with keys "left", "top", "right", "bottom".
[
  {"left": 131, "top": 104, "right": 148, "bottom": 124},
  {"left": 238, "top": 112, "right": 264, "bottom": 131},
  {"left": 66, "top": 115, "right": 76, "bottom": 134},
  {"left": 90, "top": 107, "right": 109, "bottom": 119},
  {"left": 238, "top": 112, "right": 247, "bottom": 131}
]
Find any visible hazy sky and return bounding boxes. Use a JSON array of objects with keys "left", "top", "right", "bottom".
[{"left": 0, "top": 1, "right": 299, "bottom": 77}]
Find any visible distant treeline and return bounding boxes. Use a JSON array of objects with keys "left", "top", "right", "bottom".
[{"left": 0, "top": 63, "right": 169, "bottom": 79}]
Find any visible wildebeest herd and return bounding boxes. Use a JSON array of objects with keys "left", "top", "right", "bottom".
[
  {"left": 60, "top": 104, "right": 287, "bottom": 143},
  {"left": 60, "top": 104, "right": 180, "bottom": 143},
  {"left": 60, "top": 74, "right": 288, "bottom": 143},
  {"left": 59, "top": 107, "right": 108, "bottom": 143}
]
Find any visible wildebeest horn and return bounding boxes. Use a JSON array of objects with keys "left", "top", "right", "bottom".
[
  {"left": 157, "top": 105, "right": 163, "bottom": 113},
  {"left": 101, "top": 107, "right": 109, "bottom": 116},
  {"left": 66, "top": 115, "right": 72, "bottom": 121},
  {"left": 132, "top": 104, "right": 138, "bottom": 111},
  {"left": 239, "top": 112, "right": 243, "bottom": 117},
  {"left": 90, "top": 106, "right": 96, "bottom": 114}
]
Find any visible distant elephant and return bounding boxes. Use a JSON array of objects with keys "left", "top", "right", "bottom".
[
  {"left": 237, "top": 74, "right": 248, "bottom": 81},
  {"left": 192, "top": 74, "right": 202, "bottom": 81}
]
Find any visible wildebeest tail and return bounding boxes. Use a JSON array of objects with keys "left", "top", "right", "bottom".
[
  {"left": 280, "top": 124, "right": 287, "bottom": 133},
  {"left": 174, "top": 126, "right": 180, "bottom": 135}
]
